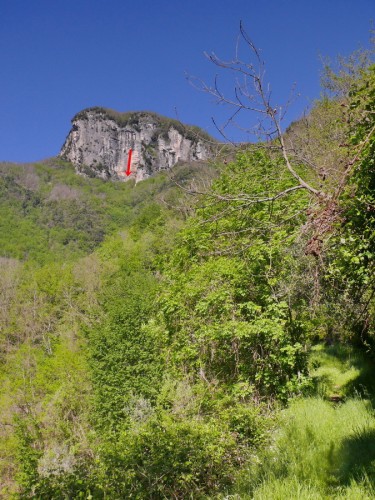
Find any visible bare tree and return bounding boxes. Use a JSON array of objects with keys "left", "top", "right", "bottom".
[{"left": 187, "top": 22, "right": 323, "bottom": 200}]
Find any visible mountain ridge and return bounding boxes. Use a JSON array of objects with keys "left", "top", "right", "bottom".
[{"left": 59, "top": 107, "right": 215, "bottom": 182}]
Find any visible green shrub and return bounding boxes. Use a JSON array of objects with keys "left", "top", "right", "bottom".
[{"left": 99, "top": 413, "right": 238, "bottom": 499}]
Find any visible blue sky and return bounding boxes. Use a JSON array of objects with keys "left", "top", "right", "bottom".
[{"left": 0, "top": 0, "right": 373, "bottom": 162}]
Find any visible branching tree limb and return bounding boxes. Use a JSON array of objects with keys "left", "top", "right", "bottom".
[{"left": 187, "top": 21, "right": 324, "bottom": 200}]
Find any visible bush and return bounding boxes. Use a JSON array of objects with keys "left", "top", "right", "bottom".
[{"left": 99, "top": 413, "right": 238, "bottom": 499}]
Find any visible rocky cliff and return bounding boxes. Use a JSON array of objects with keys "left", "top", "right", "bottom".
[{"left": 59, "top": 107, "right": 214, "bottom": 182}]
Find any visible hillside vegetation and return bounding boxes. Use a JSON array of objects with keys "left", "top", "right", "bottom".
[{"left": 1, "top": 51, "right": 375, "bottom": 499}]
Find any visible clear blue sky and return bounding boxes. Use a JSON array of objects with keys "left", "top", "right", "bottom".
[{"left": 0, "top": 0, "right": 373, "bottom": 162}]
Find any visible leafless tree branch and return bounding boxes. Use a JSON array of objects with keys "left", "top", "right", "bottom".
[{"left": 196, "top": 21, "right": 324, "bottom": 198}]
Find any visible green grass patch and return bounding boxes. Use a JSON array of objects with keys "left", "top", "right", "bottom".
[
  {"left": 233, "top": 343, "right": 375, "bottom": 499},
  {"left": 309, "top": 344, "right": 375, "bottom": 401},
  {"left": 235, "top": 397, "right": 375, "bottom": 498}
]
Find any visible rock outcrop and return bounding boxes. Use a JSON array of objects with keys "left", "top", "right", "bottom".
[{"left": 59, "top": 107, "right": 213, "bottom": 182}]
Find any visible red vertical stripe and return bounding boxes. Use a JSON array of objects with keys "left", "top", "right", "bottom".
[{"left": 126, "top": 148, "right": 133, "bottom": 176}]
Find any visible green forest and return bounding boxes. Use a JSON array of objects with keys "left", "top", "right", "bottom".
[{"left": 1, "top": 43, "right": 375, "bottom": 499}]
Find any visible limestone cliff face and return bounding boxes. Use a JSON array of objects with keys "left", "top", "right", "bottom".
[{"left": 59, "top": 108, "right": 213, "bottom": 181}]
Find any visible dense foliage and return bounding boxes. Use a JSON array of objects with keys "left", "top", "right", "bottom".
[
  {"left": 160, "top": 150, "right": 311, "bottom": 400},
  {"left": 1, "top": 50, "right": 375, "bottom": 499},
  {"left": 321, "top": 64, "right": 375, "bottom": 345}
]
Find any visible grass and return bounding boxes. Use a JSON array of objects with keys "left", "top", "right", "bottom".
[
  {"left": 309, "top": 344, "right": 375, "bottom": 401},
  {"left": 233, "top": 344, "right": 375, "bottom": 499}
]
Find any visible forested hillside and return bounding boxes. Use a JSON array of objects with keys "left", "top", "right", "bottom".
[{"left": 1, "top": 49, "right": 375, "bottom": 499}]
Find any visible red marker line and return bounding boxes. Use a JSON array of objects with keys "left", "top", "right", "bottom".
[{"left": 125, "top": 148, "right": 133, "bottom": 176}]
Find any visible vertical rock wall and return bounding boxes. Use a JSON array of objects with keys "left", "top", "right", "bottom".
[{"left": 59, "top": 108, "right": 213, "bottom": 181}]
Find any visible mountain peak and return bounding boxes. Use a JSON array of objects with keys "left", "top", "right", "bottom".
[{"left": 59, "top": 108, "right": 214, "bottom": 182}]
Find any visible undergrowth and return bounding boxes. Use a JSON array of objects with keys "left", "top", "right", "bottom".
[{"left": 233, "top": 344, "right": 375, "bottom": 499}]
